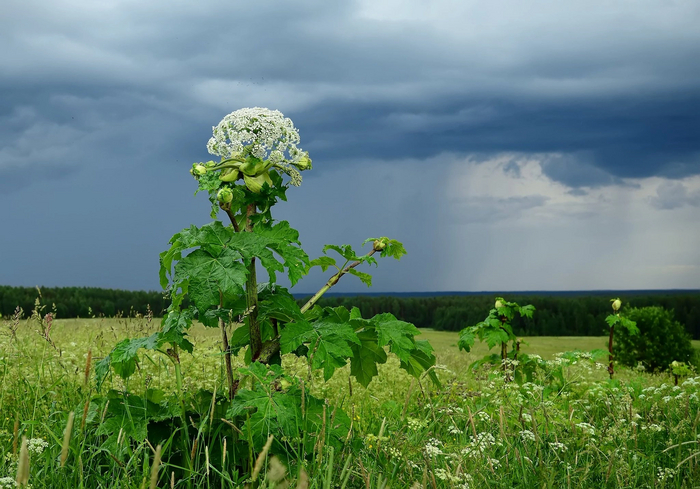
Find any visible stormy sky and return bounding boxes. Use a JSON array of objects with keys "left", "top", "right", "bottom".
[{"left": 1, "top": 0, "right": 699, "bottom": 293}]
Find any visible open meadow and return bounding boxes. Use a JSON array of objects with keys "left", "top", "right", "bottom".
[{"left": 1, "top": 316, "right": 700, "bottom": 488}]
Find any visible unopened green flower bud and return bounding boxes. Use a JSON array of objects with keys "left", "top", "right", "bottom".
[
  {"left": 373, "top": 239, "right": 387, "bottom": 251},
  {"left": 292, "top": 153, "right": 312, "bottom": 171},
  {"left": 611, "top": 299, "right": 621, "bottom": 312},
  {"left": 217, "top": 187, "right": 234, "bottom": 204},
  {"left": 191, "top": 164, "right": 207, "bottom": 177},
  {"left": 495, "top": 300, "right": 504, "bottom": 309}
]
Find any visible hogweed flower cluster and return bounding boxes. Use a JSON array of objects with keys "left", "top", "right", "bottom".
[{"left": 202, "top": 107, "right": 311, "bottom": 192}]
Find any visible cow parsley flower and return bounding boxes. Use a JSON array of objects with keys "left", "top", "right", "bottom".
[{"left": 28, "top": 438, "right": 49, "bottom": 455}]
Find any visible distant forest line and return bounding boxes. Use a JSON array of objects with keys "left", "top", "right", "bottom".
[{"left": 1, "top": 285, "right": 699, "bottom": 339}]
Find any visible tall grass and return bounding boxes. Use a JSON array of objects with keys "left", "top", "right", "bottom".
[{"left": 1, "top": 315, "right": 699, "bottom": 487}]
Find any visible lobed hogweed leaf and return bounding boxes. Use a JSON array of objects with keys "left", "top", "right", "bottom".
[
  {"left": 482, "top": 328, "right": 510, "bottom": 350},
  {"left": 349, "top": 330, "right": 387, "bottom": 388},
  {"left": 306, "top": 256, "right": 337, "bottom": 273},
  {"left": 174, "top": 248, "right": 247, "bottom": 314},
  {"left": 253, "top": 221, "right": 309, "bottom": 286},
  {"left": 347, "top": 268, "right": 373, "bottom": 287},
  {"left": 458, "top": 327, "right": 476, "bottom": 352},
  {"left": 373, "top": 313, "right": 420, "bottom": 362},
  {"left": 322, "top": 244, "right": 361, "bottom": 262}
]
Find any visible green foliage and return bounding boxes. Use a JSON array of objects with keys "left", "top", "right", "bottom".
[
  {"left": 458, "top": 297, "right": 534, "bottom": 354},
  {"left": 90, "top": 108, "right": 435, "bottom": 482},
  {"left": 614, "top": 306, "right": 695, "bottom": 372}
]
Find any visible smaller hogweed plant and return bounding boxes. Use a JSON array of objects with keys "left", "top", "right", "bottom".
[
  {"left": 604, "top": 298, "right": 638, "bottom": 379},
  {"left": 94, "top": 107, "right": 437, "bottom": 479},
  {"left": 457, "top": 298, "right": 535, "bottom": 381}
]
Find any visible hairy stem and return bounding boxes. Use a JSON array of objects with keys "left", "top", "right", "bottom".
[
  {"left": 245, "top": 204, "right": 262, "bottom": 360},
  {"left": 222, "top": 204, "right": 240, "bottom": 233},
  {"left": 219, "top": 291, "right": 235, "bottom": 400},
  {"left": 219, "top": 208, "right": 240, "bottom": 394},
  {"left": 608, "top": 325, "right": 615, "bottom": 379},
  {"left": 300, "top": 249, "right": 377, "bottom": 314}
]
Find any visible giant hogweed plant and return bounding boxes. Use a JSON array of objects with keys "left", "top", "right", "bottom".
[
  {"left": 457, "top": 298, "right": 538, "bottom": 382},
  {"left": 605, "top": 298, "right": 638, "bottom": 379},
  {"left": 93, "top": 108, "right": 437, "bottom": 472}
]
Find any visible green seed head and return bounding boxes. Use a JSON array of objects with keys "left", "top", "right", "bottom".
[
  {"left": 611, "top": 298, "right": 622, "bottom": 312},
  {"left": 495, "top": 300, "right": 504, "bottom": 309}
]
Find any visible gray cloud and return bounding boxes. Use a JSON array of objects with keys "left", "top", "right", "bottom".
[
  {"left": 649, "top": 181, "right": 700, "bottom": 210},
  {"left": 450, "top": 195, "right": 550, "bottom": 224}
]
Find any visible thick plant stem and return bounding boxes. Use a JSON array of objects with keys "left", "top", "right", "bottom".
[
  {"left": 300, "top": 249, "right": 377, "bottom": 314},
  {"left": 245, "top": 204, "right": 262, "bottom": 360},
  {"left": 219, "top": 204, "right": 240, "bottom": 393},
  {"left": 219, "top": 291, "right": 236, "bottom": 400},
  {"left": 608, "top": 325, "right": 615, "bottom": 379}
]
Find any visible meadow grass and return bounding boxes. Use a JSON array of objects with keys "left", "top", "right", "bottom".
[{"left": 1, "top": 316, "right": 700, "bottom": 488}]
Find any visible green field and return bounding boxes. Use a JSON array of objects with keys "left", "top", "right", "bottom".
[{"left": 1, "top": 317, "right": 700, "bottom": 488}]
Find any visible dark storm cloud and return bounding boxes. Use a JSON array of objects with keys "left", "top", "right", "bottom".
[
  {"left": 3, "top": 0, "right": 699, "bottom": 187},
  {"left": 1, "top": 0, "right": 700, "bottom": 291}
]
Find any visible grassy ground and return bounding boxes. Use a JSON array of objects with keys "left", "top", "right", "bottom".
[{"left": 1, "top": 317, "right": 700, "bottom": 488}]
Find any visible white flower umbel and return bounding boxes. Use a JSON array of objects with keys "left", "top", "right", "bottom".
[{"left": 207, "top": 107, "right": 309, "bottom": 186}]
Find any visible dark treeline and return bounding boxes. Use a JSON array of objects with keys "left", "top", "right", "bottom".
[
  {"left": 2, "top": 286, "right": 699, "bottom": 339},
  {"left": 308, "top": 291, "right": 700, "bottom": 340},
  {"left": 0, "top": 285, "right": 173, "bottom": 318}
]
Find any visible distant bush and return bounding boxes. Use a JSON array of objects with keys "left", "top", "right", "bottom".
[{"left": 614, "top": 306, "right": 695, "bottom": 372}]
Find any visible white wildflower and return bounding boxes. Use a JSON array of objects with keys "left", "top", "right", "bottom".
[
  {"left": 27, "top": 438, "right": 49, "bottom": 455},
  {"left": 549, "top": 441, "right": 567, "bottom": 452},
  {"left": 519, "top": 430, "right": 536, "bottom": 443},
  {"left": 576, "top": 422, "right": 596, "bottom": 436},
  {"left": 424, "top": 438, "right": 443, "bottom": 457}
]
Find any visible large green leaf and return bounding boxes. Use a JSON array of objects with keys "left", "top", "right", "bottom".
[
  {"left": 159, "top": 309, "right": 194, "bottom": 352},
  {"left": 279, "top": 321, "right": 315, "bottom": 354},
  {"left": 159, "top": 224, "right": 201, "bottom": 289},
  {"left": 254, "top": 221, "right": 309, "bottom": 286},
  {"left": 400, "top": 344, "right": 439, "bottom": 387},
  {"left": 458, "top": 327, "right": 476, "bottom": 352},
  {"left": 110, "top": 334, "right": 160, "bottom": 380},
  {"left": 482, "top": 327, "right": 510, "bottom": 349},
  {"left": 349, "top": 330, "right": 387, "bottom": 387},
  {"left": 309, "top": 321, "right": 360, "bottom": 380},
  {"left": 174, "top": 248, "right": 247, "bottom": 313},
  {"left": 373, "top": 313, "right": 420, "bottom": 362}
]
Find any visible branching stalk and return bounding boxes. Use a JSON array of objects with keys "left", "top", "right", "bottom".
[{"left": 300, "top": 249, "right": 377, "bottom": 314}]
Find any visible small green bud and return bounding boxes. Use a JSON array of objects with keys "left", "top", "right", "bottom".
[
  {"left": 611, "top": 298, "right": 621, "bottom": 312},
  {"left": 217, "top": 187, "right": 234, "bottom": 204},
  {"left": 292, "top": 153, "right": 312, "bottom": 171},
  {"left": 191, "top": 164, "right": 207, "bottom": 176},
  {"left": 373, "top": 239, "right": 387, "bottom": 251},
  {"left": 495, "top": 300, "right": 504, "bottom": 309}
]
